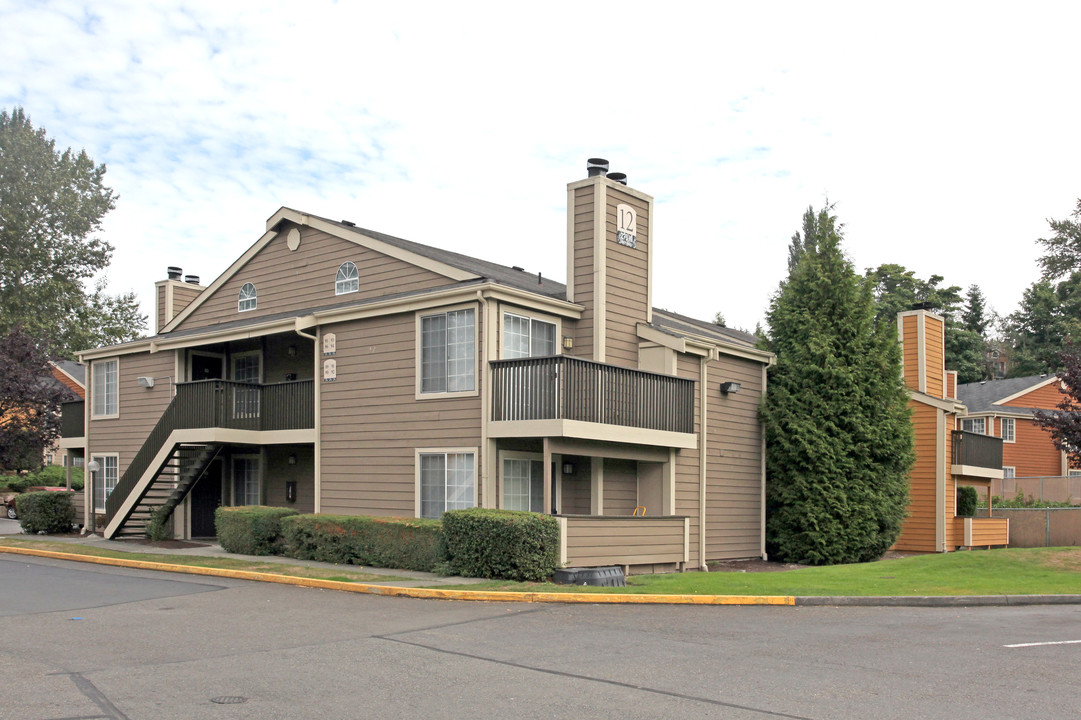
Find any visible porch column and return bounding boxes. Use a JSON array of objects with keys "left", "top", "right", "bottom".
[{"left": 543, "top": 438, "right": 553, "bottom": 515}]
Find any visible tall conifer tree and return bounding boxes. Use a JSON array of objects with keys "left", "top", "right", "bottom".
[{"left": 762, "top": 206, "right": 914, "bottom": 564}]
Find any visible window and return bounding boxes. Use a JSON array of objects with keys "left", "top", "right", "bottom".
[
  {"left": 91, "top": 359, "right": 118, "bottom": 418},
  {"left": 962, "top": 418, "right": 986, "bottom": 435},
  {"left": 1069, "top": 469, "right": 1081, "bottom": 478},
  {"left": 238, "top": 282, "right": 257, "bottom": 312},
  {"left": 503, "top": 456, "right": 544, "bottom": 512},
  {"left": 233, "top": 456, "right": 260, "bottom": 506},
  {"left": 420, "top": 309, "right": 475, "bottom": 394},
  {"left": 232, "top": 351, "right": 261, "bottom": 418},
  {"left": 1003, "top": 466, "right": 1016, "bottom": 479},
  {"left": 335, "top": 261, "right": 359, "bottom": 295},
  {"left": 419, "top": 451, "right": 475, "bottom": 518},
  {"left": 91, "top": 454, "right": 118, "bottom": 512},
  {"left": 1001, "top": 417, "right": 1015, "bottom": 443},
  {"left": 504, "top": 313, "right": 557, "bottom": 358}
]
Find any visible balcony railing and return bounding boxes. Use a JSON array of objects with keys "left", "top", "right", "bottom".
[
  {"left": 61, "top": 400, "right": 85, "bottom": 438},
  {"left": 952, "top": 430, "right": 1003, "bottom": 470},
  {"left": 490, "top": 356, "right": 695, "bottom": 434}
]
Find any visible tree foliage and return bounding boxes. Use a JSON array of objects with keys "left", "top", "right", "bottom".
[
  {"left": 762, "top": 206, "right": 914, "bottom": 565},
  {"left": 1004, "top": 273, "right": 1081, "bottom": 376},
  {"left": 0, "top": 328, "right": 77, "bottom": 471},
  {"left": 1036, "top": 198, "right": 1081, "bottom": 281},
  {"left": 0, "top": 107, "right": 145, "bottom": 358},
  {"left": 1033, "top": 348, "right": 1081, "bottom": 467}
]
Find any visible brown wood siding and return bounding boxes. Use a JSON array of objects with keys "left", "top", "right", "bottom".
[
  {"left": 564, "top": 516, "right": 685, "bottom": 567},
  {"left": 604, "top": 188, "right": 649, "bottom": 368},
  {"left": 87, "top": 351, "right": 177, "bottom": 479},
  {"left": 946, "top": 371, "right": 957, "bottom": 400},
  {"left": 704, "top": 354, "right": 765, "bottom": 561},
  {"left": 894, "top": 400, "right": 940, "bottom": 552},
  {"left": 1003, "top": 418, "right": 1063, "bottom": 477},
  {"left": 674, "top": 353, "right": 702, "bottom": 566},
  {"left": 172, "top": 282, "right": 202, "bottom": 317},
  {"left": 571, "top": 186, "right": 595, "bottom": 359},
  {"left": 603, "top": 458, "right": 638, "bottom": 515},
  {"left": 264, "top": 445, "right": 315, "bottom": 514},
  {"left": 318, "top": 312, "right": 482, "bottom": 517},
  {"left": 559, "top": 459, "right": 592, "bottom": 514},
  {"left": 175, "top": 225, "right": 452, "bottom": 332},
  {"left": 901, "top": 315, "right": 919, "bottom": 392},
  {"left": 156, "top": 285, "right": 167, "bottom": 334},
  {"left": 924, "top": 314, "right": 944, "bottom": 399}
]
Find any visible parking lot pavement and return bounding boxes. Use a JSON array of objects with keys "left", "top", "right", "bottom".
[{"left": 0, "top": 517, "right": 23, "bottom": 535}]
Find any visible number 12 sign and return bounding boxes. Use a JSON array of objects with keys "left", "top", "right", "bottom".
[{"left": 616, "top": 204, "right": 637, "bottom": 249}]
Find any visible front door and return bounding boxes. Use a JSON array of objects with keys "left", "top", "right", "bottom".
[
  {"left": 190, "top": 459, "right": 222, "bottom": 537},
  {"left": 191, "top": 352, "right": 224, "bottom": 381}
]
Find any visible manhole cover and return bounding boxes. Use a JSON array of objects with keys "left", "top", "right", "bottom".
[{"left": 210, "top": 696, "right": 248, "bottom": 705}]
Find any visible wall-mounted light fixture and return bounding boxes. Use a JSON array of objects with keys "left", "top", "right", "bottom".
[
  {"left": 288, "top": 454, "right": 297, "bottom": 465},
  {"left": 562, "top": 336, "right": 574, "bottom": 350},
  {"left": 137, "top": 376, "right": 154, "bottom": 388},
  {"left": 562, "top": 462, "right": 575, "bottom": 475},
  {"left": 287, "top": 345, "right": 297, "bottom": 357},
  {"left": 719, "top": 381, "right": 741, "bottom": 395}
]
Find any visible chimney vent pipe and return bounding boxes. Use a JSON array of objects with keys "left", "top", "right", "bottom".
[
  {"left": 167, "top": 266, "right": 182, "bottom": 281},
  {"left": 586, "top": 158, "right": 609, "bottom": 177},
  {"left": 184, "top": 275, "right": 200, "bottom": 285},
  {"left": 607, "top": 172, "right": 628, "bottom": 185}
]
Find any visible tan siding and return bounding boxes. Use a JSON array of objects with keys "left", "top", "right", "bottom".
[
  {"left": 572, "top": 186, "right": 595, "bottom": 359},
  {"left": 175, "top": 225, "right": 452, "bottom": 332},
  {"left": 156, "top": 285, "right": 167, "bottom": 334},
  {"left": 894, "top": 401, "right": 940, "bottom": 552},
  {"left": 674, "top": 354, "right": 702, "bottom": 566},
  {"left": 172, "top": 282, "right": 202, "bottom": 317},
  {"left": 604, "top": 188, "right": 649, "bottom": 368},
  {"left": 602, "top": 458, "right": 638, "bottom": 515},
  {"left": 564, "top": 516, "right": 685, "bottom": 567},
  {"left": 559, "top": 458, "right": 592, "bottom": 514},
  {"left": 704, "top": 353, "right": 765, "bottom": 561},
  {"left": 87, "top": 351, "right": 177, "bottom": 480},
  {"left": 318, "top": 311, "right": 482, "bottom": 517},
  {"left": 924, "top": 314, "right": 944, "bottom": 398},
  {"left": 264, "top": 445, "right": 315, "bottom": 514}
]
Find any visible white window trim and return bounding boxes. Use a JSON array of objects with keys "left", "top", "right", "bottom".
[
  {"left": 231, "top": 349, "right": 263, "bottom": 383},
  {"left": 231, "top": 453, "right": 262, "bottom": 506},
  {"left": 499, "top": 308, "right": 561, "bottom": 360},
  {"left": 498, "top": 450, "right": 544, "bottom": 512},
  {"left": 1002, "top": 466, "right": 1016, "bottom": 479},
  {"left": 1068, "top": 469, "right": 1081, "bottom": 478},
  {"left": 238, "top": 282, "right": 257, "bottom": 312},
  {"left": 962, "top": 417, "right": 986, "bottom": 435},
  {"left": 90, "top": 358, "right": 119, "bottom": 420},
  {"left": 335, "top": 261, "right": 360, "bottom": 295},
  {"left": 1000, "top": 417, "right": 1016, "bottom": 443},
  {"left": 415, "top": 447, "right": 478, "bottom": 518},
  {"left": 187, "top": 350, "right": 225, "bottom": 381},
  {"left": 414, "top": 303, "right": 479, "bottom": 400},
  {"left": 90, "top": 452, "right": 119, "bottom": 513}
]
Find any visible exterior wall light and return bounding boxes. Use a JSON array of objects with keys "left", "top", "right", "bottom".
[
  {"left": 562, "top": 336, "right": 574, "bottom": 350},
  {"left": 562, "top": 462, "right": 575, "bottom": 475},
  {"left": 720, "top": 381, "right": 741, "bottom": 395},
  {"left": 137, "top": 376, "right": 155, "bottom": 388}
]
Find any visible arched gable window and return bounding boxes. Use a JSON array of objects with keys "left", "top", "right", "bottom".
[
  {"left": 238, "top": 282, "right": 257, "bottom": 312},
  {"left": 336, "top": 261, "right": 359, "bottom": 295}
]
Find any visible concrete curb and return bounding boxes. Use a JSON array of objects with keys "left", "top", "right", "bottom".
[{"left": 4, "top": 545, "right": 1079, "bottom": 607}]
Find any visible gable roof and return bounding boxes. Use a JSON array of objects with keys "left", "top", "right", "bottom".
[
  {"left": 957, "top": 375, "right": 1060, "bottom": 413},
  {"left": 50, "top": 360, "right": 85, "bottom": 388}
]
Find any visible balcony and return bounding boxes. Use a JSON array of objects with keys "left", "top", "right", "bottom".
[
  {"left": 61, "top": 400, "right": 85, "bottom": 439},
  {"left": 489, "top": 356, "right": 696, "bottom": 447},
  {"left": 172, "top": 379, "right": 314, "bottom": 431},
  {"left": 951, "top": 430, "right": 1003, "bottom": 479}
]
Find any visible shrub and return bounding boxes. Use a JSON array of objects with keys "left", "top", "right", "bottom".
[
  {"left": 32, "top": 465, "right": 84, "bottom": 490},
  {"left": 442, "top": 508, "right": 559, "bottom": 581},
  {"left": 145, "top": 506, "right": 173, "bottom": 542},
  {"left": 215, "top": 506, "right": 299, "bottom": 555},
  {"left": 956, "top": 486, "right": 978, "bottom": 517},
  {"left": 280, "top": 514, "right": 443, "bottom": 571},
  {"left": 17, "top": 491, "right": 75, "bottom": 534}
]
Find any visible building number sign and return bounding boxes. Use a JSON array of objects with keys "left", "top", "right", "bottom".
[{"left": 616, "top": 204, "right": 637, "bottom": 249}]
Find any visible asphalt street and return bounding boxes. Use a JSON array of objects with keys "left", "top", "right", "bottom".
[{"left": 2, "top": 553, "right": 1079, "bottom": 720}]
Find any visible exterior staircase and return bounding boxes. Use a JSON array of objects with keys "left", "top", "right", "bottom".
[{"left": 111, "top": 443, "right": 221, "bottom": 538}]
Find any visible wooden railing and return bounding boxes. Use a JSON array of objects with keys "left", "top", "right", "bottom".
[
  {"left": 490, "top": 356, "right": 695, "bottom": 434},
  {"left": 104, "top": 380, "right": 313, "bottom": 523},
  {"left": 61, "top": 400, "right": 85, "bottom": 438},
  {"left": 952, "top": 430, "right": 1003, "bottom": 470}
]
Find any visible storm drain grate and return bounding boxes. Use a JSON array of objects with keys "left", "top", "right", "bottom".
[{"left": 210, "top": 696, "right": 248, "bottom": 705}]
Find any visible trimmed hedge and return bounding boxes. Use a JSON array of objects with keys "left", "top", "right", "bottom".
[
  {"left": 442, "top": 508, "right": 559, "bottom": 581},
  {"left": 215, "top": 506, "right": 299, "bottom": 555},
  {"left": 280, "top": 514, "right": 443, "bottom": 571},
  {"left": 17, "top": 491, "right": 76, "bottom": 534},
  {"left": 956, "top": 486, "right": 978, "bottom": 517}
]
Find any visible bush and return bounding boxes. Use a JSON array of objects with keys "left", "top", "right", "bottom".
[
  {"left": 956, "top": 486, "right": 978, "bottom": 517},
  {"left": 280, "top": 514, "right": 443, "bottom": 571},
  {"left": 215, "top": 506, "right": 299, "bottom": 555},
  {"left": 442, "top": 508, "right": 559, "bottom": 581},
  {"left": 17, "top": 491, "right": 75, "bottom": 534},
  {"left": 145, "top": 506, "right": 173, "bottom": 541},
  {"left": 32, "top": 465, "right": 84, "bottom": 490}
]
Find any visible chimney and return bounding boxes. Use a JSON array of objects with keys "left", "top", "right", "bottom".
[
  {"left": 897, "top": 308, "right": 947, "bottom": 398},
  {"left": 155, "top": 267, "right": 203, "bottom": 333}
]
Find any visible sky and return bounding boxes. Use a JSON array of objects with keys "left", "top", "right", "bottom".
[{"left": 2, "top": 1, "right": 1080, "bottom": 335}]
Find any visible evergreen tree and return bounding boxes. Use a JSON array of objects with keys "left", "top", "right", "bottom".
[
  {"left": 1005, "top": 274, "right": 1081, "bottom": 376},
  {"left": 0, "top": 107, "right": 145, "bottom": 358},
  {"left": 1036, "top": 198, "right": 1081, "bottom": 281},
  {"left": 1033, "top": 347, "right": 1081, "bottom": 466},
  {"left": 762, "top": 206, "right": 914, "bottom": 565}
]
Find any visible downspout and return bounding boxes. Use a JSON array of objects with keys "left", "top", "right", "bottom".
[
  {"left": 699, "top": 351, "right": 710, "bottom": 570},
  {"left": 477, "top": 290, "right": 490, "bottom": 509}
]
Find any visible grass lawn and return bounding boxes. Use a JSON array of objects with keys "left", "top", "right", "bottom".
[
  {"left": 431, "top": 548, "right": 1081, "bottom": 596},
  {"left": 0, "top": 537, "right": 402, "bottom": 584}
]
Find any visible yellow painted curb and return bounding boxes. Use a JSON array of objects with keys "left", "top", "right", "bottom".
[{"left": 0, "top": 545, "right": 794, "bottom": 606}]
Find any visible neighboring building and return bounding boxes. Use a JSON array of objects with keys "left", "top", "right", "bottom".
[
  {"left": 65, "top": 160, "right": 774, "bottom": 573},
  {"left": 957, "top": 374, "right": 1078, "bottom": 481},
  {"left": 893, "top": 309, "right": 1008, "bottom": 552},
  {"left": 50, "top": 360, "right": 86, "bottom": 472}
]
